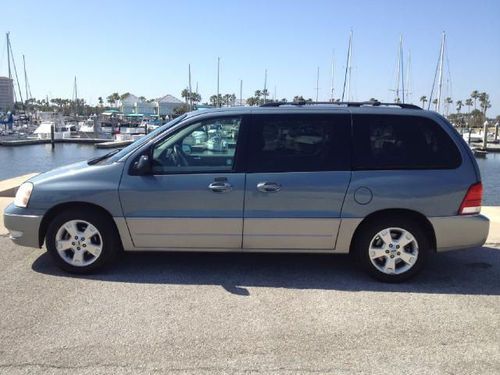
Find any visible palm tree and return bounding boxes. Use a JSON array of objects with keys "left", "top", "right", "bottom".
[
  {"left": 465, "top": 98, "right": 473, "bottom": 113},
  {"left": 456, "top": 100, "right": 463, "bottom": 113},
  {"left": 432, "top": 98, "right": 438, "bottom": 110},
  {"left": 471, "top": 90, "right": 479, "bottom": 110},
  {"left": 445, "top": 97, "right": 453, "bottom": 115},
  {"left": 98, "top": 97, "right": 103, "bottom": 107},
  {"left": 479, "top": 92, "right": 491, "bottom": 116},
  {"left": 420, "top": 96, "right": 427, "bottom": 109}
]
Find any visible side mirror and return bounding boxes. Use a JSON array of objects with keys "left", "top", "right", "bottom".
[{"left": 133, "top": 154, "right": 152, "bottom": 175}]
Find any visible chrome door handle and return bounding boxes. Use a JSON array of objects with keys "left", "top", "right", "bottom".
[
  {"left": 257, "top": 182, "right": 282, "bottom": 193},
  {"left": 208, "top": 181, "right": 232, "bottom": 193}
]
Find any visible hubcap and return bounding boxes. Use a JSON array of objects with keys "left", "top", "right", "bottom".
[
  {"left": 368, "top": 227, "right": 419, "bottom": 275},
  {"left": 55, "top": 220, "right": 103, "bottom": 267}
]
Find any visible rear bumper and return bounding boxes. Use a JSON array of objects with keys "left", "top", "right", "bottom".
[
  {"left": 3, "top": 203, "right": 42, "bottom": 248},
  {"left": 429, "top": 214, "right": 490, "bottom": 252}
]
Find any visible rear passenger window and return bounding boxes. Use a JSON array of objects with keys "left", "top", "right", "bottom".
[
  {"left": 247, "top": 114, "right": 351, "bottom": 172},
  {"left": 352, "top": 115, "right": 461, "bottom": 170}
]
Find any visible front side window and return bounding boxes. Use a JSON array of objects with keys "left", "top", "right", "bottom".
[
  {"left": 247, "top": 114, "right": 351, "bottom": 172},
  {"left": 352, "top": 115, "right": 462, "bottom": 170},
  {"left": 151, "top": 116, "right": 241, "bottom": 174}
]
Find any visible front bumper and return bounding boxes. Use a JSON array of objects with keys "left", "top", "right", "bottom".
[
  {"left": 429, "top": 214, "right": 490, "bottom": 252},
  {"left": 3, "top": 203, "right": 43, "bottom": 248}
]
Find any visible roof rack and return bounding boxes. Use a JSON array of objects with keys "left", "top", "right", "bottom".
[{"left": 260, "top": 101, "right": 422, "bottom": 110}]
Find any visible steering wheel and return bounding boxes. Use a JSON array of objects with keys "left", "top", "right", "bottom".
[{"left": 173, "top": 144, "right": 189, "bottom": 166}]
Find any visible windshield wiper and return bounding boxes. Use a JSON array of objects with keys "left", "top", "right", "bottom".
[{"left": 88, "top": 148, "right": 122, "bottom": 165}]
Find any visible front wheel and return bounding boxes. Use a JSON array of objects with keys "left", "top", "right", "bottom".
[
  {"left": 355, "top": 218, "right": 430, "bottom": 282},
  {"left": 46, "top": 209, "right": 119, "bottom": 274}
]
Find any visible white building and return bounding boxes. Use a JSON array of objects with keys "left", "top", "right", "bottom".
[
  {"left": 157, "top": 94, "right": 183, "bottom": 116},
  {"left": 0, "top": 76, "right": 14, "bottom": 112},
  {"left": 119, "top": 93, "right": 183, "bottom": 116}
]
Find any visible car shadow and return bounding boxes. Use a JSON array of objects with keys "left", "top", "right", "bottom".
[{"left": 32, "top": 246, "right": 500, "bottom": 296}]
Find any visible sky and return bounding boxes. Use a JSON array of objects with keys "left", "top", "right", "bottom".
[{"left": 1, "top": 0, "right": 499, "bottom": 116}]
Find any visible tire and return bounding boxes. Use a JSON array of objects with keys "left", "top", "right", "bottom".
[
  {"left": 354, "top": 217, "right": 430, "bottom": 282},
  {"left": 46, "top": 208, "right": 120, "bottom": 274}
]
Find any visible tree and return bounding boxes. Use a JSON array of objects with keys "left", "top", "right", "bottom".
[
  {"left": 420, "top": 96, "right": 428, "bottom": 109},
  {"left": 293, "top": 96, "right": 305, "bottom": 103},
  {"left": 465, "top": 98, "right": 473, "bottom": 113},
  {"left": 369, "top": 98, "right": 379, "bottom": 102},
  {"left": 470, "top": 90, "right": 479, "bottom": 110},
  {"left": 98, "top": 97, "right": 104, "bottom": 107},
  {"left": 445, "top": 97, "right": 453, "bottom": 115},
  {"left": 478, "top": 92, "right": 491, "bottom": 116},
  {"left": 172, "top": 103, "right": 190, "bottom": 117},
  {"left": 456, "top": 100, "right": 463, "bottom": 113},
  {"left": 120, "top": 92, "right": 130, "bottom": 101},
  {"left": 432, "top": 98, "right": 438, "bottom": 110}
]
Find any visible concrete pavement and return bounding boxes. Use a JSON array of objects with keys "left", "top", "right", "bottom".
[{"left": 0, "top": 237, "right": 499, "bottom": 374}]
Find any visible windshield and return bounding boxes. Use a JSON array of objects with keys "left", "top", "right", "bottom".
[{"left": 101, "top": 114, "right": 188, "bottom": 163}]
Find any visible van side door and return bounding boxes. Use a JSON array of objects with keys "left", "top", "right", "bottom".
[
  {"left": 242, "top": 112, "right": 352, "bottom": 250},
  {"left": 119, "top": 115, "right": 247, "bottom": 249}
]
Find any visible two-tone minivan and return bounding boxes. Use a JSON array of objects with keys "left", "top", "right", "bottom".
[{"left": 4, "top": 102, "right": 489, "bottom": 282}]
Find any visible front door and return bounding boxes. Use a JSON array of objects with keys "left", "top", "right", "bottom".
[
  {"left": 243, "top": 112, "right": 352, "bottom": 250},
  {"left": 119, "top": 115, "right": 246, "bottom": 249}
]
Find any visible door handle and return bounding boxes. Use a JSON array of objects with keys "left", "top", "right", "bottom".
[
  {"left": 208, "top": 181, "right": 233, "bottom": 193},
  {"left": 257, "top": 182, "right": 282, "bottom": 193}
]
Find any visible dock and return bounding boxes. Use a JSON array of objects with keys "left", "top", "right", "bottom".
[{"left": 0, "top": 138, "right": 112, "bottom": 147}]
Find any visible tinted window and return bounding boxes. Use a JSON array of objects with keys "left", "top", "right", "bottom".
[
  {"left": 352, "top": 115, "right": 461, "bottom": 170},
  {"left": 247, "top": 114, "right": 351, "bottom": 172},
  {"left": 151, "top": 116, "right": 241, "bottom": 174}
]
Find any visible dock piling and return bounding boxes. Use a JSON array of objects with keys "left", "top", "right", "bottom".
[{"left": 50, "top": 124, "right": 55, "bottom": 149}]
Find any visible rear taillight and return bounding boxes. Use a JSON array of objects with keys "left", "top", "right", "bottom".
[{"left": 458, "top": 182, "right": 483, "bottom": 215}]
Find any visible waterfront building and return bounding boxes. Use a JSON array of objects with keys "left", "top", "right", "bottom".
[
  {"left": 157, "top": 94, "right": 183, "bottom": 116},
  {"left": 119, "top": 93, "right": 182, "bottom": 116},
  {"left": 0, "top": 76, "right": 14, "bottom": 112}
]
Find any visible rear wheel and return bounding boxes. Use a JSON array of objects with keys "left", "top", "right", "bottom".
[
  {"left": 46, "top": 209, "right": 119, "bottom": 274},
  {"left": 354, "top": 217, "right": 430, "bottom": 282}
]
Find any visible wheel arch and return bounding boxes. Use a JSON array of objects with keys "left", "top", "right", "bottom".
[
  {"left": 349, "top": 208, "right": 437, "bottom": 253},
  {"left": 38, "top": 201, "right": 122, "bottom": 248}
]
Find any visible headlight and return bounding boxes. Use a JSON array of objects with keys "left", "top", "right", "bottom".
[{"left": 14, "top": 182, "right": 34, "bottom": 208}]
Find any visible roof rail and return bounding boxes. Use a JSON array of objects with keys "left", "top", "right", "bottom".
[{"left": 260, "top": 101, "right": 422, "bottom": 110}]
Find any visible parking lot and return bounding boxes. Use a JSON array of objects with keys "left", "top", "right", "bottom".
[{"left": 0, "top": 233, "right": 499, "bottom": 374}]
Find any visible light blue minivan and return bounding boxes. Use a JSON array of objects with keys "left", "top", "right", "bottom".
[{"left": 4, "top": 102, "right": 490, "bottom": 281}]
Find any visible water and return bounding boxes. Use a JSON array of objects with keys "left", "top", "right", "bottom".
[
  {"left": 0, "top": 143, "right": 113, "bottom": 180},
  {"left": 475, "top": 152, "right": 500, "bottom": 206},
  {"left": 0, "top": 143, "right": 499, "bottom": 205}
]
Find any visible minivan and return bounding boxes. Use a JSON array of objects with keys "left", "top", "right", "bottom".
[{"left": 4, "top": 102, "right": 490, "bottom": 282}]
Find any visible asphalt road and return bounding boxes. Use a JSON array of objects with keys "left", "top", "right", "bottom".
[{"left": 0, "top": 237, "right": 499, "bottom": 374}]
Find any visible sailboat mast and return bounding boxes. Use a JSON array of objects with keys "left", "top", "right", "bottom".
[
  {"left": 216, "top": 57, "right": 220, "bottom": 107},
  {"left": 315, "top": 67, "right": 320, "bottom": 102},
  {"left": 341, "top": 31, "right": 352, "bottom": 101},
  {"left": 23, "top": 55, "right": 29, "bottom": 101},
  {"left": 400, "top": 35, "right": 405, "bottom": 104},
  {"left": 239, "top": 80, "right": 243, "bottom": 106},
  {"left": 188, "top": 64, "right": 192, "bottom": 110},
  {"left": 263, "top": 69, "right": 268, "bottom": 103},
  {"left": 436, "top": 32, "right": 445, "bottom": 113},
  {"left": 330, "top": 51, "right": 335, "bottom": 102},
  {"left": 6, "top": 33, "right": 11, "bottom": 80}
]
